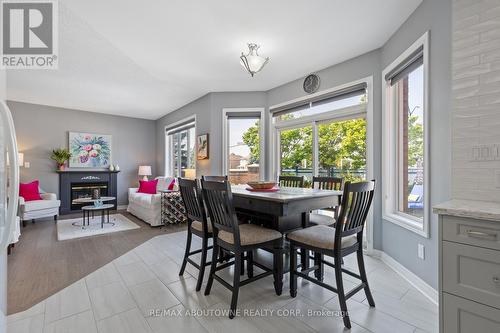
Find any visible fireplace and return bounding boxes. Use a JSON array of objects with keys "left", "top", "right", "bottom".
[
  {"left": 70, "top": 182, "right": 109, "bottom": 211},
  {"left": 58, "top": 170, "right": 119, "bottom": 214}
]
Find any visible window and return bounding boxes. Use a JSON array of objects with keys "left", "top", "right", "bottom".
[
  {"left": 272, "top": 83, "right": 368, "bottom": 187},
  {"left": 166, "top": 120, "right": 196, "bottom": 178},
  {"left": 382, "top": 32, "right": 429, "bottom": 237},
  {"left": 279, "top": 125, "right": 313, "bottom": 184},
  {"left": 222, "top": 109, "right": 265, "bottom": 185}
]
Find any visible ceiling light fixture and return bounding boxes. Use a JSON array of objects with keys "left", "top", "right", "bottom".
[{"left": 240, "top": 43, "right": 269, "bottom": 77}]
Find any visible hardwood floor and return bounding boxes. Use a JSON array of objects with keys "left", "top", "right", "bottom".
[{"left": 7, "top": 211, "right": 186, "bottom": 315}]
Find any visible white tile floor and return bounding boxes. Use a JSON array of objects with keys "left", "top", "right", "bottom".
[{"left": 7, "top": 231, "right": 438, "bottom": 333}]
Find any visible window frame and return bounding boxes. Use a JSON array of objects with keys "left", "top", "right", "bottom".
[
  {"left": 222, "top": 108, "right": 266, "bottom": 181},
  {"left": 382, "top": 31, "right": 430, "bottom": 238},
  {"left": 165, "top": 116, "right": 196, "bottom": 177},
  {"left": 270, "top": 77, "right": 375, "bottom": 254}
]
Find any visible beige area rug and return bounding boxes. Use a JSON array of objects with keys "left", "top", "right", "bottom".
[{"left": 57, "top": 213, "right": 140, "bottom": 241}]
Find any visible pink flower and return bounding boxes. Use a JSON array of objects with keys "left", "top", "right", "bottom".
[
  {"left": 84, "top": 135, "right": 91, "bottom": 141},
  {"left": 89, "top": 150, "right": 99, "bottom": 158},
  {"left": 83, "top": 144, "right": 93, "bottom": 151}
]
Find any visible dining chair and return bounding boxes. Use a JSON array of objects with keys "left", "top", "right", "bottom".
[
  {"left": 201, "top": 175, "right": 245, "bottom": 273},
  {"left": 202, "top": 175, "right": 227, "bottom": 182},
  {"left": 201, "top": 177, "right": 284, "bottom": 319},
  {"left": 287, "top": 180, "right": 376, "bottom": 329},
  {"left": 279, "top": 175, "right": 304, "bottom": 188},
  {"left": 178, "top": 178, "right": 214, "bottom": 292},
  {"left": 309, "top": 176, "right": 344, "bottom": 226}
]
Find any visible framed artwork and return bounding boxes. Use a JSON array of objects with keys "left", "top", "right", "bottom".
[
  {"left": 69, "top": 132, "right": 112, "bottom": 168},
  {"left": 197, "top": 133, "right": 209, "bottom": 160}
]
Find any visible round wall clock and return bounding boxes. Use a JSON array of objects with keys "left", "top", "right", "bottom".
[{"left": 303, "top": 74, "right": 320, "bottom": 94}]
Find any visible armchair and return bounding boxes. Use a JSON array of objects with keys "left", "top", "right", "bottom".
[{"left": 19, "top": 192, "right": 61, "bottom": 227}]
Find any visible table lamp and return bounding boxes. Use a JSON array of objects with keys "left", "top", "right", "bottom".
[
  {"left": 138, "top": 165, "right": 152, "bottom": 181},
  {"left": 183, "top": 168, "right": 196, "bottom": 179}
]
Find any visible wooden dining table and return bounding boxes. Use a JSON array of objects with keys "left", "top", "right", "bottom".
[{"left": 230, "top": 185, "right": 342, "bottom": 293}]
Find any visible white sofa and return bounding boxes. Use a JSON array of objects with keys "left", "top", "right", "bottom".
[
  {"left": 19, "top": 192, "right": 61, "bottom": 227},
  {"left": 127, "top": 176, "right": 174, "bottom": 227}
]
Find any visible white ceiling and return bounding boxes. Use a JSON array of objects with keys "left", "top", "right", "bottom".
[{"left": 7, "top": 0, "right": 423, "bottom": 120}]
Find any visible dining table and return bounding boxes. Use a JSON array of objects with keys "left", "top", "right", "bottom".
[{"left": 230, "top": 185, "right": 342, "bottom": 293}]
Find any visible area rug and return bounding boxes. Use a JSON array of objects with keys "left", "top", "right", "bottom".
[{"left": 57, "top": 214, "right": 140, "bottom": 241}]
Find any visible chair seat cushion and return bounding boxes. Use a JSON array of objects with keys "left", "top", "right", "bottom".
[
  {"left": 309, "top": 213, "right": 335, "bottom": 226},
  {"left": 287, "top": 225, "right": 357, "bottom": 250},
  {"left": 218, "top": 224, "right": 282, "bottom": 246},
  {"left": 23, "top": 199, "right": 61, "bottom": 212},
  {"left": 191, "top": 220, "right": 212, "bottom": 233}
]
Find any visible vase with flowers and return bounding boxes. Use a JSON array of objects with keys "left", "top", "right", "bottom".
[{"left": 50, "top": 148, "right": 72, "bottom": 171}]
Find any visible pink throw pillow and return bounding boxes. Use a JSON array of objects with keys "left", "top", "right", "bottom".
[
  {"left": 167, "top": 179, "right": 176, "bottom": 190},
  {"left": 19, "top": 180, "right": 42, "bottom": 201},
  {"left": 138, "top": 179, "right": 158, "bottom": 194}
]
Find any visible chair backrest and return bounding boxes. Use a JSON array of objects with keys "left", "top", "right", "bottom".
[
  {"left": 177, "top": 178, "right": 208, "bottom": 230},
  {"left": 334, "top": 180, "right": 375, "bottom": 248},
  {"left": 312, "top": 176, "right": 344, "bottom": 191},
  {"left": 200, "top": 177, "right": 240, "bottom": 244},
  {"left": 279, "top": 175, "right": 304, "bottom": 188},
  {"left": 203, "top": 175, "right": 228, "bottom": 182}
]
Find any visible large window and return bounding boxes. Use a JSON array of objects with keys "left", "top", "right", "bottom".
[
  {"left": 223, "top": 109, "right": 264, "bottom": 185},
  {"left": 279, "top": 125, "right": 313, "bottom": 184},
  {"left": 272, "top": 84, "right": 367, "bottom": 187},
  {"left": 166, "top": 120, "right": 196, "bottom": 178},
  {"left": 382, "top": 32, "right": 428, "bottom": 236}
]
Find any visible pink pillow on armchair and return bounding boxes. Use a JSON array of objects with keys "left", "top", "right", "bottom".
[
  {"left": 19, "top": 180, "right": 42, "bottom": 201},
  {"left": 138, "top": 179, "right": 158, "bottom": 194}
]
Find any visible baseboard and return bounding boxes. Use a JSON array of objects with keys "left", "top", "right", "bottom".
[
  {"left": 370, "top": 249, "right": 438, "bottom": 305},
  {"left": 117, "top": 205, "right": 128, "bottom": 210}
]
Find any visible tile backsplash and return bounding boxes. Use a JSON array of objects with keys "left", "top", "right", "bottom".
[{"left": 452, "top": 0, "right": 500, "bottom": 202}]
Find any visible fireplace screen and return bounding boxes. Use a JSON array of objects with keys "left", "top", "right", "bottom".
[{"left": 71, "top": 182, "right": 108, "bottom": 210}]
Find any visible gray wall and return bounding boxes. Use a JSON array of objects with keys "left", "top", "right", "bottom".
[
  {"left": 155, "top": 92, "right": 267, "bottom": 177},
  {"left": 153, "top": 0, "right": 451, "bottom": 289},
  {"left": 156, "top": 94, "right": 212, "bottom": 177},
  {"left": 9, "top": 101, "right": 157, "bottom": 206},
  {"left": 380, "top": 0, "right": 451, "bottom": 288}
]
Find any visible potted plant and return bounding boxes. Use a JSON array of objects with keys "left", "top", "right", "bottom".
[{"left": 50, "top": 148, "right": 72, "bottom": 171}]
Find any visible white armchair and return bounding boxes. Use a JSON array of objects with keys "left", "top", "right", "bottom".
[
  {"left": 127, "top": 176, "right": 174, "bottom": 227},
  {"left": 19, "top": 192, "right": 61, "bottom": 227}
]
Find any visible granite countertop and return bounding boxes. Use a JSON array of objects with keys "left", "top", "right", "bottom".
[{"left": 433, "top": 199, "right": 500, "bottom": 222}]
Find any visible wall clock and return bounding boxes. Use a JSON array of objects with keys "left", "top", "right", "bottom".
[{"left": 303, "top": 74, "right": 320, "bottom": 94}]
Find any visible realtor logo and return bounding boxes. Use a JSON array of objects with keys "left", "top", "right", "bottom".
[{"left": 1, "top": 0, "right": 58, "bottom": 69}]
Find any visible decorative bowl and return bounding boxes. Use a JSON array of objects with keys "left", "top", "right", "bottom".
[{"left": 246, "top": 181, "right": 277, "bottom": 190}]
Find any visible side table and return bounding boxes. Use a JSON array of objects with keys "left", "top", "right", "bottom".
[{"left": 159, "top": 190, "right": 187, "bottom": 225}]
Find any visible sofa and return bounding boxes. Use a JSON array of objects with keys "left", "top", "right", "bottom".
[
  {"left": 19, "top": 192, "right": 61, "bottom": 227},
  {"left": 127, "top": 176, "right": 174, "bottom": 226}
]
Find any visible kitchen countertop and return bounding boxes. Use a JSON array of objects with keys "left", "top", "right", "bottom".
[{"left": 433, "top": 199, "right": 500, "bottom": 222}]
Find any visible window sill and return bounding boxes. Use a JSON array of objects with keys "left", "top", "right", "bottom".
[{"left": 382, "top": 212, "right": 429, "bottom": 238}]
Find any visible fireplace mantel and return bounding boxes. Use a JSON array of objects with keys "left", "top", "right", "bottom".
[{"left": 58, "top": 170, "right": 119, "bottom": 215}]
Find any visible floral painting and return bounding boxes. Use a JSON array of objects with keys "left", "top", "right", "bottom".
[{"left": 69, "top": 132, "right": 112, "bottom": 168}]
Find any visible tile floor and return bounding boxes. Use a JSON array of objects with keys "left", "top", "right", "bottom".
[{"left": 7, "top": 231, "right": 438, "bottom": 333}]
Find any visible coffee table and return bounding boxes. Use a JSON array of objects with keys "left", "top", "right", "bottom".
[
  {"left": 79, "top": 204, "right": 115, "bottom": 229},
  {"left": 72, "top": 196, "right": 116, "bottom": 204}
]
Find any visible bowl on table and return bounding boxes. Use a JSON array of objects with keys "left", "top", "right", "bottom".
[{"left": 246, "top": 181, "right": 277, "bottom": 190}]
